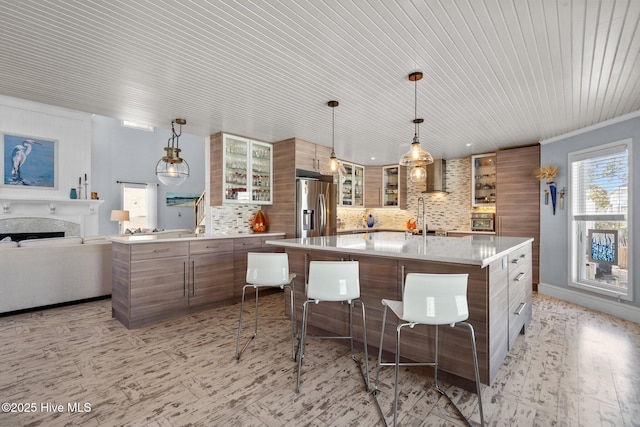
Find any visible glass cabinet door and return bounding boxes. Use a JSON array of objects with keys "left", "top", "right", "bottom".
[
  {"left": 382, "top": 165, "right": 399, "bottom": 207},
  {"left": 353, "top": 165, "right": 364, "bottom": 207},
  {"left": 471, "top": 153, "right": 496, "bottom": 207},
  {"left": 223, "top": 134, "right": 272, "bottom": 204},
  {"left": 339, "top": 162, "right": 353, "bottom": 206},
  {"left": 250, "top": 141, "right": 272, "bottom": 203}
]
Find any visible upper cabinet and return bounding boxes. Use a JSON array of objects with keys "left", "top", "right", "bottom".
[
  {"left": 210, "top": 133, "right": 273, "bottom": 205},
  {"left": 471, "top": 153, "right": 497, "bottom": 207},
  {"left": 338, "top": 161, "right": 364, "bottom": 207},
  {"left": 295, "top": 139, "right": 333, "bottom": 174},
  {"left": 382, "top": 165, "right": 400, "bottom": 207}
]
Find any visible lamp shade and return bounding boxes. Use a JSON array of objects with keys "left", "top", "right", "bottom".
[{"left": 110, "top": 210, "right": 130, "bottom": 222}]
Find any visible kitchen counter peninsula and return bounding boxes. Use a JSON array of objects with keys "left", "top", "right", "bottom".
[
  {"left": 110, "top": 232, "right": 285, "bottom": 328},
  {"left": 267, "top": 232, "right": 533, "bottom": 389}
]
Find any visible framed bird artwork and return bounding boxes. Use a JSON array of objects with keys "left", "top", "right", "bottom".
[{"left": 1, "top": 133, "right": 57, "bottom": 188}]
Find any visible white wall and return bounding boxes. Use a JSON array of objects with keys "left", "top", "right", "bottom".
[
  {"left": 91, "top": 115, "right": 205, "bottom": 235},
  {"left": 0, "top": 95, "right": 92, "bottom": 199},
  {"left": 0, "top": 96, "right": 205, "bottom": 235}
]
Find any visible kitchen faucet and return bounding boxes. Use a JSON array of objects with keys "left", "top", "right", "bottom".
[{"left": 417, "top": 196, "right": 427, "bottom": 246}]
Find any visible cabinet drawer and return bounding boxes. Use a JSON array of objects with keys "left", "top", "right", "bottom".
[
  {"left": 189, "top": 239, "right": 234, "bottom": 254},
  {"left": 234, "top": 237, "right": 263, "bottom": 251},
  {"left": 131, "top": 242, "right": 189, "bottom": 261},
  {"left": 508, "top": 245, "right": 531, "bottom": 267},
  {"left": 508, "top": 266, "right": 531, "bottom": 347}
]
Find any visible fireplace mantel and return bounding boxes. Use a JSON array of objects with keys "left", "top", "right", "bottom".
[{"left": 0, "top": 196, "right": 104, "bottom": 236}]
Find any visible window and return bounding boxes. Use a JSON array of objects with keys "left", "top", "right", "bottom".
[
  {"left": 569, "top": 139, "right": 632, "bottom": 300},
  {"left": 120, "top": 182, "right": 157, "bottom": 231}
]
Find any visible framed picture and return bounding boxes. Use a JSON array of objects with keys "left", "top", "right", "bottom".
[
  {"left": 588, "top": 229, "right": 618, "bottom": 266},
  {"left": 166, "top": 192, "right": 201, "bottom": 207},
  {"left": 1, "top": 133, "right": 57, "bottom": 189}
]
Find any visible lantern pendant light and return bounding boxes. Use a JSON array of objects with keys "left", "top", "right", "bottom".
[
  {"left": 155, "top": 118, "right": 190, "bottom": 186},
  {"left": 320, "top": 100, "right": 347, "bottom": 176},
  {"left": 399, "top": 71, "right": 433, "bottom": 182}
]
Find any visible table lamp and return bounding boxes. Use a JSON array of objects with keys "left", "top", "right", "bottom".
[{"left": 110, "top": 210, "right": 130, "bottom": 234}]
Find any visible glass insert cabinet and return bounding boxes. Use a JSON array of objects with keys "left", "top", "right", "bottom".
[
  {"left": 382, "top": 165, "right": 400, "bottom": 207},
  {"left": 338, "top": 161, "right": 364, "bottom": 207},
  {"left": 471, "top": 153, "right": 497, "bottom": 207},
  {"left": 222, "top": 134, "right": 273, "bottom": 204}
]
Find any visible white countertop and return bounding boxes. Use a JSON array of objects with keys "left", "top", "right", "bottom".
[
  {"left": 108, "top": 232, "right": 285, "bottom": 244},
  {"left": 266, "top": 231, "right": 531, "bottom": 267}
]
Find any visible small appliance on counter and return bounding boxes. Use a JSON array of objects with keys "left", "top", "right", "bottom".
[{"left": 471, "top": 212, "right": 495, "bottom": 231}]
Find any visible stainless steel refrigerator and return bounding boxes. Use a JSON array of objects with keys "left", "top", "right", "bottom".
[{"left": 296, "top": 178, "right": 337, "bottom": 238}]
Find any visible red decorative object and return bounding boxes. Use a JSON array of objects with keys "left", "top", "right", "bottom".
[
  {"left": 406, "top": 218, "right": 417, "bottom": 230},
  {"left": 252, "top": 210, "right": 266, "bottom": 233}
]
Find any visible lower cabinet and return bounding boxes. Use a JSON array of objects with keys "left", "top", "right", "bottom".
[
  {"left": 189, "top": 239, "right": 234, "bottom": 307},
  {"left": 112, "top": 235, "right": 283, "bottom": 329}
]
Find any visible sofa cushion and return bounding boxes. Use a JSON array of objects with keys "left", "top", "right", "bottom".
[
  {"left": 19, "top": 236, "right": 83, "bottom": 247},
  {"left": 0, "top": 240, "right": 18, "bottom": 248}
]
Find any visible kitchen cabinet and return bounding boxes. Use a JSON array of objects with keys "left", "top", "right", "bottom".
[
  {"left": 471, "top": 153, "right": 497, "bottom": 207},
  {"left": 126, "top": 242, "right": 190, "bottom": 324},
  {"left": 364, "top": 166, "right": 382, "bottom": 208},
  {"left": 294, "top": 138, "right": 333, "bottom": 174},
  {"left": 111, "top": 235, "right": 285, "bottom": 329},
  {"left": 209, "top": 133, "right": 273, "bottom": 206},
  {"left": 338, "top": 161, "right": 364, "bottom": 207},
  {"left": 188, "top": 239, "right": 234, "bottom": 306},
  {"left": 382, "top": 165, "right": 400, "bottom": 207},
  {"left": 496, "top": 144, "right": 540, "bottom": 288}
]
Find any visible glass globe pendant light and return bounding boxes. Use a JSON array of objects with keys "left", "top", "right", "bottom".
[
  {"left": 399, "top": 71, "right": 433, "bottom": 181},
  {"left": 155, "top": 118, "right": 190, "bottom": 186},
  {"left": 320, "top": 100, "right": 347, "bottom": 176}
]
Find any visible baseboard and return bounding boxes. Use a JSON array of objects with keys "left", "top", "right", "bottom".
[{"left": 538, "top": 283, "right": 640, "bottom": 323}]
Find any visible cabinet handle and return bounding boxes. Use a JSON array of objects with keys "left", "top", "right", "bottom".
[
  {"left": 515, "top": 302, "right": 526, "bottom": 315},
  {"left": 191, "top": 260, "right": 195, "bottom": 296},
  {"left": 401, "top": 264, "right": 406, "bottom": 297},
  {"left": 206, "top": 245, "right": 218, "bottom": 249},
  {"left": 183, "top": 261, "right": 187, "bottom": 297},
  {"left": 153, "top": 248, "right": 170, "bottom": 253},
  {"left": 511, "top": 258, "right": 521, "bottom": 264},
  {"left": 514, "top": 272, "right": 526, "bottom": 282}
]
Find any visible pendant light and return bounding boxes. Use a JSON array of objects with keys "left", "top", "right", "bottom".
[
  {"left": 320, "top": 100, "right": 347, "bottom": 176},
  {"left": 399, "top": 71, "right": 433, "bottom": 182},
  {"left": 155, "top": 118, "right": 190, "bottom": 186}
]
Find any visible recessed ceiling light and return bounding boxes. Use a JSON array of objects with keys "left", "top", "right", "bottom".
[
  {"left": 466, "top": 143, "right": 472, "bottom": 147},
  {"left": 370, "top": 157, "right": 376, "bottom": 160}
]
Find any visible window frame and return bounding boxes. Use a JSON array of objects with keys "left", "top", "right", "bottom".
[{"left": 567, "top": 138, "right": 632, "bottom": 301}]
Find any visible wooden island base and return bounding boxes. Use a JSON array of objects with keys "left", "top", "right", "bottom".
[{"left": 275, "top": 236, "right": 532, "bottom": 390}]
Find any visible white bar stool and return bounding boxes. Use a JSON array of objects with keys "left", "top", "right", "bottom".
[
  {"left": 296, "top": 260, "right": 370, "bottom": 394},
  {"left": 235, "top": 252, "right": 296, "bottom": 361},
  {"left": 372, "top": 273, "right": 484, "bottom": 427}
]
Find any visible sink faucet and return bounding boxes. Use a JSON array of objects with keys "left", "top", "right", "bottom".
[{"left": 417, "top": 196, "right": 427, "bottom": 246}]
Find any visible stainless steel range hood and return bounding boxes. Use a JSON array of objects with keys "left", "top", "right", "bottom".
[{"left": 422, "top": 159, "right": 448, "bottom": 193}]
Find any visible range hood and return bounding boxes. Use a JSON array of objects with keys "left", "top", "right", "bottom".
[{"left": 422, "top": 159, "right": 448, "bottom": 193}]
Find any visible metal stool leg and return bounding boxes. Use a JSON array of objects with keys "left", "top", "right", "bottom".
[
  {"left": 296, "top": 300, "right": 311, "bottom": 393},
  {"left": 236, "top": 284, "right": 256, "bottom": 360},
  {"left": 285, "top": 282, "right": 296, "bottom": 360}
]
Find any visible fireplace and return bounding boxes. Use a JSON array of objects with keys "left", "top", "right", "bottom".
[{"left": 1, "top": 231, "right": 65, "bottom": 242}]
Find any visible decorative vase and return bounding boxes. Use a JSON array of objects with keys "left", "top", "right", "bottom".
[
  {"left": 252, "top": 210, "right": 266, "bottom": 233},
  {"left": 548, "top": 181, "right": 557, "bottom": 215},
  {"left": 367, "top": 214, "right": 375, "bottom": 228},
  {"left": 69, "top": 188, "right": 77, "bottom": 199}
]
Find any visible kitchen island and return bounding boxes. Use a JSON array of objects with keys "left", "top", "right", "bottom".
[
  {"left": 267, "top": 232, "right": 533, "bottom": 389},
  {"left": 109, "top": 232, "right": 285, "bottom": 329}
]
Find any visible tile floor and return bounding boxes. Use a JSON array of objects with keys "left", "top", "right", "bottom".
[{"left": 0, "top": 292, "right": 639, "bottom": 426}]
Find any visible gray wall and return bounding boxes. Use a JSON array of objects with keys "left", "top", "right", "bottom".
[
  {"left": 540, "top": 114, "right": 639, "bottom": 306},
  {"left": 91, "top": 115, "right": 205, "bottom": 235}
]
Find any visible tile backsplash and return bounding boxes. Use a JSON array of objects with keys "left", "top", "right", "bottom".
[
  {"left": 338, "top": 157, "right": 488, "bottom": 232},
  {"left": 209, "top": 204, "right": 260, "bottom": 234}
]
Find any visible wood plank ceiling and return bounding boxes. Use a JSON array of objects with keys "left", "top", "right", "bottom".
[{"left": 0, "top": 0, "right": 638, "bottom": 165}]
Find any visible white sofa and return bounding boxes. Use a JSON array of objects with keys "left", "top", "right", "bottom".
[{"left": 0, "top": 236, "right": 112, "bottom": 313}]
